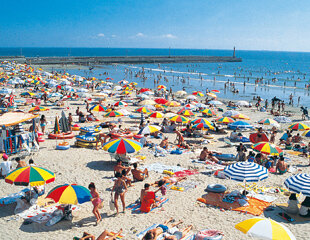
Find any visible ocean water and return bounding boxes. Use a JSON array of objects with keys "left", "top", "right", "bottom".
[{"left": 1, "top": 48, "right": 310, "bottom": 106}]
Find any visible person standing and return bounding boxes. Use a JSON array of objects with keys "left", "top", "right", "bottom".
[
  {"left": 40, "top": 115, "right": 47, "bottom": 134},
  {"left": 88, "top": 182, "right": 102, "bottom": 225},
  {"left": 111, "top": 172, "right": 127, "bottom": 214},
  {"left": 0, "top": 153, "right": 12, "bottom": 177}
]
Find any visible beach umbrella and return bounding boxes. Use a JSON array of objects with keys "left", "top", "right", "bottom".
[
  {"left": 186, "top": 95, "right": 197, "bottom": 100},
  {"left": 155, "top": 98, "right": 169, "bottom": 104},
  {"left": 139, "top": 88, "right": 151, "bottom": 93},
  {"left": 89, "top": 104, "right": 107, "bottom": 112},
  {"left": 252, "top": 142, "right": 283, "bottom": 156},
  {"left": 201, "top": 108, "right": 217, "bottom": 117},
  {"left": 138, "top": 125, "right": 161, "bottom": 135},
  {"left": 157, "top": 85, "right": 166, "bottom": 90},
  {"left": 106, "top": 77, "right": 114, "bottom": 81},
  {"left": 209, "top": 100, "right": 223, "bottom": 106},
  {"left": 288, "top": 122, "right": 310, "bottom": 131},
  {"left": 103, "top": 137, "right": 142, "bottom": 154},
  {"left": 258, "top": 118, "right": 279, "bottom": 126},
  {"left": 139, "top": 100, "right": 156, "bottom": 106},
  {"left": 302, "top": 130, "right": 310, "bottom": 137},
  {"left": 165, "top": 101, "right": 181, "bottom": 107},
  {"left": 235, "top": 217, "right": 296, "bottom": 240},
  {"left": 223, "top": 110, "right": 240, "bottom": 117},
  {"left": 164, "top": 112, "right": 177, "bottom": 118},
  {"left": 114, "top": 101, "right": 128, "bottom": 107},
  {"left": 149, "top": 112, "right": 164, "bottom": 118},
  {"left": 191, "top": 118, "right": 214, "bottom": 126},
  {"left": 104, "top": 111, "right": 123, "bottom": 117},
  {"left": 224, "top": 162, "right": 268, "bottom": 183},
  {"left": 135, "top": 106, "right": 153, "bottom": 114},
  {"left": 46, "top": 184, "right": 91, "bottom": 205},
  {"left": 211, "top": 90, "right": 220, "bottom": 93},
  {"left": 175, "top": 90, "right": 187, "bottom": 96},
  {"left": 119, "top": 80, "right": 128, "bottom": 85},
  {"left": 195, "top": 103, "right": 207, "bottom": 108},
  {"left": 274, "top": 116, "right": 291, "bottom": 123},
  {"left": 228, "top": 121, "right": 253, "bottom": 130},
  {"left": 206, "top": 92, "right": 217, "bottom": 99},
  {"left": 142, "top": 91, "right": 154, "bottom": 95},
  {"left": 21, "top": 92, "right": 35, "bottom": 97},
  {"left": 178, "top": 109, "right": 195, "bottom": 117},
  {"left": 121, "top": 90, "right": 131, "bottom": 95},
  {"left": 29, "top": 106, "right": 49, "bottom": 112},
  {"left": 236, "top": 101, "right": 250, "bottom": 107},
  {"left": 141, "top": 104, "right": 156, "bottom": 111},
  {"left": 169, "top": 115, "right": 189, "bottom": 124},
  {"left": 216, "top": 117, "right": 235, "bottom": 124},
  {"left": 118, "top": 108, "right": 130, "bottom": 116},
  {"left": 192, "top": 91, "right": 204, "bottom": 97},
  {"left": 5, "top": 166, "right": 55, "bottom": 186},
  {"left": 284, "top": 173, "right": 310, "bottom": 196},
  {"left": 192, "top": 122, "right": 214, "bottom": 130},
  {"left": 232, "top": 114, "right": 250, "bottom": 120}
]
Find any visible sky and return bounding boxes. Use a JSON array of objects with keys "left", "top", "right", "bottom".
[{"left": 1, "top": 0, "right": 310, "bottom": 51}]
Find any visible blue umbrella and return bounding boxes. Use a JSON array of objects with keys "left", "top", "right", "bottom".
[
  {"left": 284, "top": 173, "right": 310, "bottom": 196},
  {"left": 224, "top": 162, "right": 268, "bottom": 182},
  {"left": 228, "top": 121, "right": 253, "bottom": 130},
  {"left": 223, "top": 110, "right": 240, "bottom": 117}
]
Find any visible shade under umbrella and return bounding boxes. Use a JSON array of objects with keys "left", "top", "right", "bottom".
[{"left": 284, "top": 173, "right": 310, "bottom": 196}]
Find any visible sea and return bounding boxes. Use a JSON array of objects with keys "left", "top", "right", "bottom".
[{"left": 1, "top": 47, "right": 310, "bottom": 107}]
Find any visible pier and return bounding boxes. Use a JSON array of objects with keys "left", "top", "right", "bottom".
[{"left": 0, "top": 55, "right": 242, "bottom": 65}]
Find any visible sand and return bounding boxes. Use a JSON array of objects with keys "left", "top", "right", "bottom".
[{"left": 0, "top": 89, "right": 309, "bottom": 240}]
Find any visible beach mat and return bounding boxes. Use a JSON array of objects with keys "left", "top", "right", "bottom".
[
  {"left": 174, "top": 169, "right": 199, "bottom": 177},
  {"left": 287, "top": 151, "right": 302, "bottom": 156},
  {"left": 277, "top": 203, "right": 310, "bottom": 222},
  {"left": 128, "top": 198, "right": 169, "bottom": 213},
  {"left": 197, "top": 193, "right": 271, "bottom": 216}
]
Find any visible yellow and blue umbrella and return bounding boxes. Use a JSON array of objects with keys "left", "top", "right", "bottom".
[
  {"left": 90, "top": 104, "right": 107, "bottom": 112},
  {"left": 192, "top": 122, "right": 214, "bottom": 130},
  {"left": 21, "top": 92, "right": 35, "bottom": 97},
  {"left": 216, "top": 117, "right": 235, "bottom": 124},
  {"left": 302, "top": 130, "right": 310, "bottom": 137},
  {"left": 288, "top": 122, "right": 310, "bottom": 131},
  {"left": 103, "top": 137, "right": 142, "bottom": 154},
  {"left": 252, "top": 142, "right": 283, "bottom": 156},
  {"left": 46, "top": 184, "right": 91, "bottom": 205},
  {"left": 169, "top": 115, "right": 189, "bottom": 124},
  {"left": 104, "top": 111, "right": 123, "bottom": 117},
  {"left": 5, "top": 166, "right": 55, "bottom": 186},
  {"left": 178, "top": 109, "right": 195, "bottom": 117},
  {"left": 235, "top": 217, "right": 296, "bottom": 240}
]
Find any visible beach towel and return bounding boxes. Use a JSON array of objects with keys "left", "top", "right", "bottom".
[
  {"left": 0, "top": 188, "right": 30, "bottom": 206},
  {"left": 143, "top": 163, "right": 185, "bottom": 173},
  {"left": 197, "top": 193, "right": 271, "bottom": 216},
  {"left": 277, "top": 203, "right": 310, "bottom": 222},
  {"left": 136, "top": 224, "right": 158, "bottom": 239},
  {"left": 174, "top": 169, "right": 199, "bottom": 177},
  {"left": 169, "top": 181, "right": 199, "bottom": 192}
]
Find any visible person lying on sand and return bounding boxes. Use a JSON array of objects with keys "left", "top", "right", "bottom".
[
  {"left": 74, "top": 228, "right": 122, "bottom": 240},
  {"left": 159, "top": 137, "right": 169, "bottom": 149},
  {"left": 131, "top": 163, "right": 149, "bottom": 181},
  {"left": 199, "top": 147, "right": 229, "bottom": 165},
  {"left": 163, "top": 225, "right": 193, "bottom": 240},
  {"left": 142, "top": 218, "right": 183, "bottom": 240}
]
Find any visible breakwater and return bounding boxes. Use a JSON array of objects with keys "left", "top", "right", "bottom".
[{"left": 0, "top": 55, "right": 242, "bottom": 65}]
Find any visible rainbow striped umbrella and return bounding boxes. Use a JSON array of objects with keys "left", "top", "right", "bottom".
[
  {"left": 178, "top": 109, "right": 195, "bottom": 117},
  {"left": 5, "top": 166, "right": 55, "bottom": 186},
  {"left": 302, "top": 130, "right": 310, "bottom": 137},
  {"left": 288, "top": 123, "right": 310, "bottom": 131},
  {"left": 192, "top": 91, "right": 204, "bottom": 97},
  {"left": 29, "top": 106, "right": 49, "bottom": 112},
  {"left": 165, "top": 101, "right": 181, "bottom": 107},
  {"left": 138, "top": 125, "right": 162, "bottom": 134},
  {"left": 135, "top": 107, "right": 153, "bottom": 114},
  {"left": 169, "top": 115, "right": 189, "bottom": 124},
  {"left": 192, "top": 122, "right": 214, "bottom": 130},
  {"left": 149, "top": 112, "right": 163, "bottom": 118},
  {"left": 216, "top": 117, "right": 235, "bottom": 124},
  {"left": 114, "top": 101, "right": 128, "bottom": 107},
  {"left": 258, "top": 118, "right": 279, "bottom": 125},
  {"left": 201, "top": 108, "right": 217, "bottom": 117},
  {"left": 46, "top": 184, "right": 91, "bottom": 205},
  {"left": 252, "top": 142, "right": 283, "bottom": 156},
  {"left": 157, "top": 85, "right": 166, "bottom": 90},
  {"left": 232, "top": 114, "right": 250, "bottom": 120},
  {"left": 89, "top": 104, "right": 107, "bottom": 112},
  {"left": 103, "top": 111, "right": 123, "bottom": 117},
  {"left": 191, "top": 118, "right": 214, "bottom": 126},
  {"left": 155, "top": 98, "right": 169, "bottom": 104},
  {"left": 103, "top": 137, "right": 142, "bottom": 154},
  {"left": 121, "top": 90, "right": 130, "bottom": 95}
]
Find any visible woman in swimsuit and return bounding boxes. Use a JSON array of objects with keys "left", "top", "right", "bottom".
[
  {"left": 111, "top": 172, "right": 127, "bottom": 214},
  {"left": 88, "top": 182, "right": 102, "bottom": 225},
  {"left": 40, "top": 115, "right": 47, "bottom": 134}
]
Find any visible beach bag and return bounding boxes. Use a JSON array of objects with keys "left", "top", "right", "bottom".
[
  {"left": 98, "top": 199, "right": 104, "bottom": 209},
  {"left": 109, "top": 195, "right": 115, "bottom": 211}
]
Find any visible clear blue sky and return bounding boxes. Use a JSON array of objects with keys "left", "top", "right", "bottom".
[{"left": 1, "top": 0, "right": 310, "bottom": 51}]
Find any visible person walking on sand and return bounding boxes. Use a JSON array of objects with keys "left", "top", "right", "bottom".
[
  {"left": 88, "top": 182, "right": 102, "bottom": 225},
  {"left": 111, "top": 172, "right": 127, "bottom": 214}
]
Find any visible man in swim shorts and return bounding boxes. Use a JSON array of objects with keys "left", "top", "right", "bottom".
[
  {"left": 131, "top": 163, "right": 149, "bottom": 181},
  {"left": 163, "top": 225, "right": 193, "bottom": 240}
]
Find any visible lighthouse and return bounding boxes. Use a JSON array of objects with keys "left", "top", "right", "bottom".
[{"left": 233, "top": 46, "right": 236, "bottom": 58}]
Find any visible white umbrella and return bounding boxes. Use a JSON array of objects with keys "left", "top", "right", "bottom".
[
  {"left": 236, "top": 100, "right": 250, "bottom": 107},
  {"left": 186, "top": 95, "right": 197, "bottom": 100}
]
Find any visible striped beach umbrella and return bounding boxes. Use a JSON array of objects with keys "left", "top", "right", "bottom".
[
  {"left": 89, "top": 104, "right": 107, "bottom": 112},
  {"left": 169, "top": 115, "right": 189, "bottom": 124},
  {"left": 46, "top": 184, "right": 91, "bottom": 205},
  {"left": 252, "top": 142, "right": 283, "bottom": 156},
  {"left": 235, "top": 217, "right": 296, "bottom": 240},
  {"left": 288, "top": 122, "right": 310, "bottom": 131},
  {"left": 216, "top": 117, "right": 235, "bottom": 124},
  {"left": 258, "top": 118, "right": 279, "bottom": 126},
  {"left": 103, "top": 137, "right": 142, "bottom": 154},
  {"left": 157, "top": 85, "right": 166, "bottom": 90},
  {"left": 211, "top": 90, "right": 220, "bottom": 93},
  {"left": 192, "top": 122, "right": 214, "bottom": 130},
  {"left": 5, "top": 166, "right": 55, "bottom": 186},
  {"left": 29, "top": 106, "right": 49, "bottom": 112},
  {"left": 149, "top": 112, "right": 163, "bottom": 118},
  {"left": 165, "top": 101, "right": 181, "bottom": 107},
  {"left": 284, "top": 173, "right": 310, "bottom": 196},
  {"left": 121, "top": 90, "right": 130, "bottom": 95},
  {"left": 191, "top": 118, "right": 214, "bottom": 126},
  {"left": 178, "top": 109, "right": 195, "bottom": 117},
  {"left": 192, "top": 91, "right": 204, "bottom": 97},
  {"left": 302, "top": 130, "right": 310, "bottom": 137},
  {"left": 21, "top": 92, "right": 35, "bottom": 97},
  {"left": 114, "top": 101, "right": 128, "bottom": 107},
  {"left": 201, "top": 108, "right": 217, "bottom": 117},
  {"left": 138, "top": 125, "right": 161, "bottom": 135},
  {"left": 206, "top": 92, "right": 217, "bottom": 99},
  {"left": 224, "top": 162, "right": 268, "bottom": 182},
  {"left": 135, "top": 106, "right": 153, "bottom": 114},
  {"left": 103, "top": 111, "right": 123, "bottom": 117},
  {"left": 232, "top": 114, "right": 250, "bottom": 120}
]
